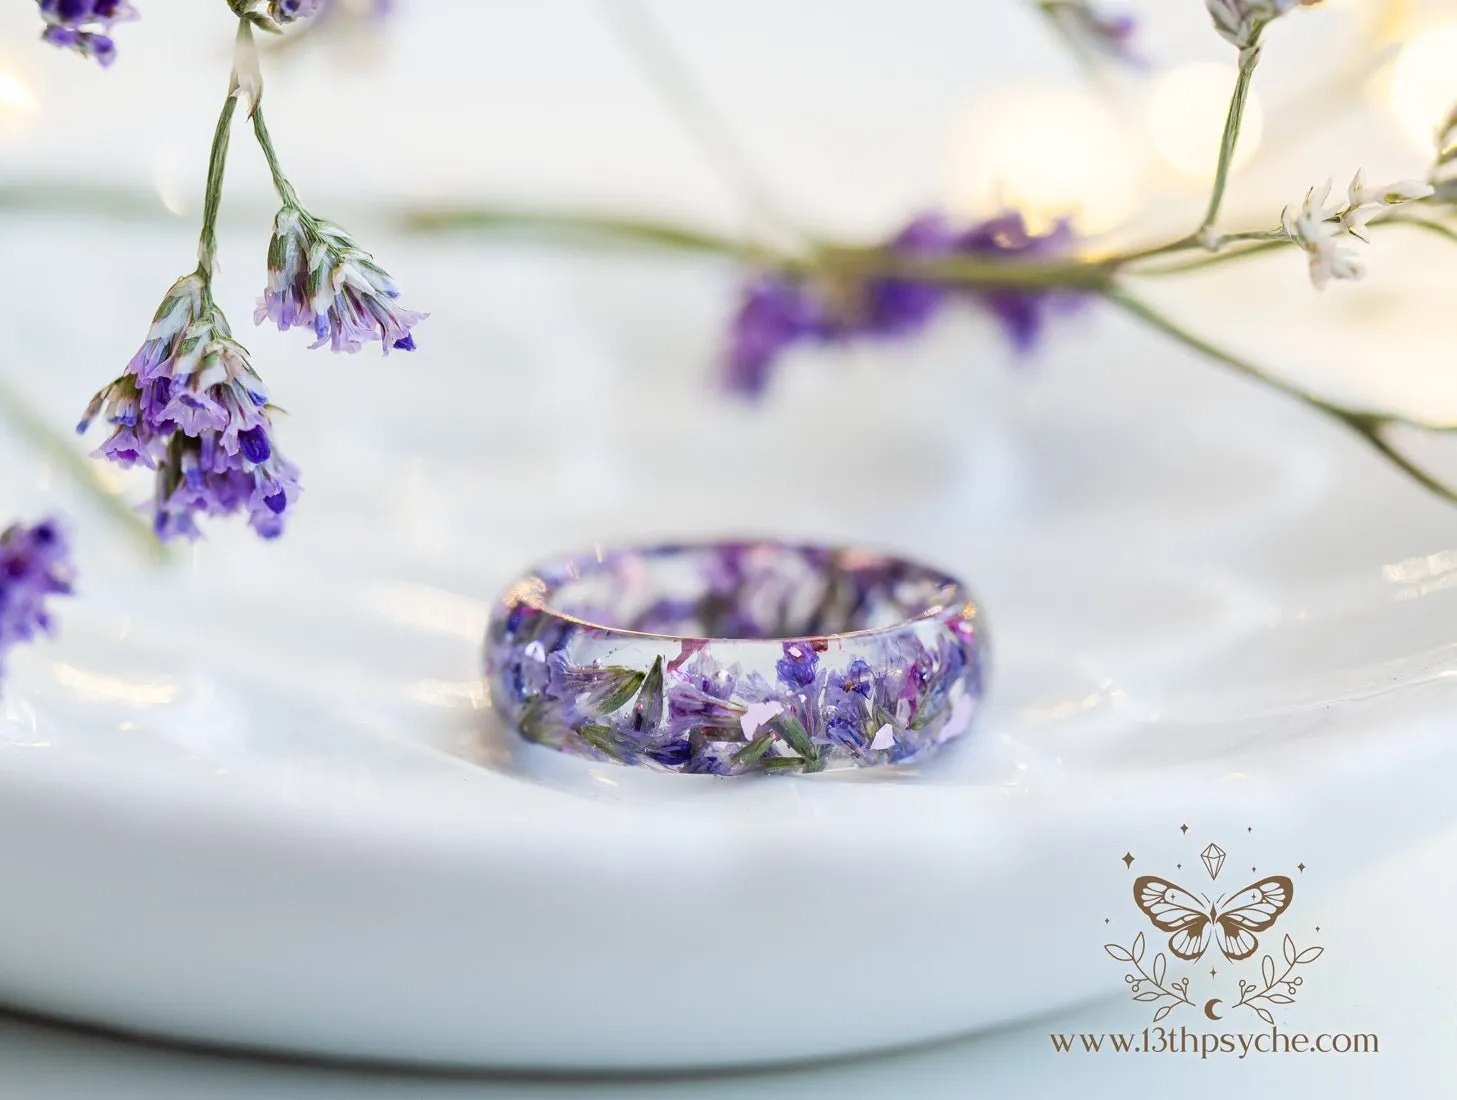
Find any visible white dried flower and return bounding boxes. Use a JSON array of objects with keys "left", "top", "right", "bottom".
[
  {"left": 1280, "top": 171, "right": 1431, "bottom": 289},
  {"left": 1340, "top": 169, "right": 1433, "bottom": 237},
  {"left": 1205, "top": 0, "right": 1319, "bottom": 51},
  {"left": 1281, "top": 181, "right": 1363, "bottom": 290}
]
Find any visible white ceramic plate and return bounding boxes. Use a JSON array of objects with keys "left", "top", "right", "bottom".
[{"left": 2, "top": 221, "right": 1456, "bottom": 1070}]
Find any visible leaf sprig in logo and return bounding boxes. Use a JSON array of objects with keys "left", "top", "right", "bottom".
[{"left": 1104, "top": 831, "right": 1324, "bottom": 1025}]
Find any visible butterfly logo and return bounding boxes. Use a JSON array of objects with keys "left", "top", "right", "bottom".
[{"left": 1133, "top": 875, "right": 1294, "bottom": 961}]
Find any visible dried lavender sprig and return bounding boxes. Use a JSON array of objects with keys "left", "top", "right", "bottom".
[
  {"left": 250, "top": 101, "right": 426, "bottom": 353},
  {"left": 403, "top": 199, "right": 1457, "bottom": 293},
  {"left": 77, "top": 23, "right": 301, "bottom": 542}
]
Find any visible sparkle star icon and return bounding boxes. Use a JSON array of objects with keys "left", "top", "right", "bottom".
[
  {"left": 1176, "top": 863, "right": 1182, "bottom": 870},
  {"left": 1180, "top": 824, "right": 1188, "bottom": 834},
  {"left": 1298, "top": 863, "right": 1306, "bottom": 873},
  {"left": 1104, "top": 918, "right": 1110, "bottom": 925},
  {"left": 1122, "top": 852, "right": 1135, "bottom": 869},
  {"left": 1209, "top": 967, "right": 1217, "bottom": 978}
]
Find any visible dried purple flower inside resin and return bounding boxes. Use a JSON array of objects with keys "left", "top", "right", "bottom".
[
  {"left": 257, "top": 206, "right": 426, "bottom": 355},
  {"left": 775, "top": 641, "right": 819, "bottom": 689},
  {"left": 78, "top": 274, "right": 301, "bottom": 541},
  {"left": 724, "top": 210, "right": 1084, "bottom": 397},
  {"left": 0, "top": 518, "right": 74, "bottom": 683},
  {"left": 486, "top": 543, "right": 986, "bottom": 775},
  {"left": 36, "top": 0, "right": 138, "bottom": 66}
]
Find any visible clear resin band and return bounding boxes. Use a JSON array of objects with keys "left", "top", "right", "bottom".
[{"left": 485, "top": 541, "right": 987, "bottom": 775}]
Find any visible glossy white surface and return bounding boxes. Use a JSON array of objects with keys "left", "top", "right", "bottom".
[
  {"left": 1, "top": 214, "right": 1456, "bottom": 1068},
  {"left": 2, "top": 819, "right": 1455, "bottom": 1097}
]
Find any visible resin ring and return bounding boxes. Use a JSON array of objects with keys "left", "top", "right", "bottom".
[{"left": 485, "top": 541, "right": 986, "bottom": 775}]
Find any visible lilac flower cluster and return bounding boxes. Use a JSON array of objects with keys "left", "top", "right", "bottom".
[
  {"left": 486, "top": 543, "right": 986, "bottom": 775},
  {"left": 267, "top": 0, "right": 327, "bottom": 22},
  {"left": 1042, "top": 2, "right": 1139, "bottom": 64},
  {"left": 258, "top": 207, "right": 426, "bottom": 354},
  {"left": 313, "top": 0, "right": 395, "bottom": 22},
  {"left": 0, "top": 518, "right": 74, "bottom": 683},
  {"left": 725, "top": 211, "right": 1083, "bottom": 397},
  {"left": 230, "top": 0, "right": 392, "bottom": 31},
  {"left": 77, "top": 109, "right": 423, "bottom": 541},
  {"left": 78, "top": 275, "right": 301, "bottom": 541},
  {"left": 36, "top": 0, "right": 137, "bottom": 67}
]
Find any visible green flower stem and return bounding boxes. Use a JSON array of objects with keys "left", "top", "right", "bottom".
[
  {"left": 1202, "top": 33, "right": 1264, "bottom": 234},
  {"left": 403, "top": 206, "right": 1115, "bottom": 289},
  {"left": 1107, "top": 288, "right": 1457, "bottom": 506},
  {"left": 0, "top": 376, "right": 165, "bottom": 559},
  {"left": 1383, "top": 215, "right": 1457, "bottom": 247},
  {"left": 251, "top": 104, "right": 299, "bottom": 209},
  {"left": 1032, "top": 0, "right": 1114, "bottom": 82},
  {"left": 1130, "top": 239, "right": 1289, "bottom": 276},
  {"left": 802, "top": 245, "right": 1115, "bottom": 290},
  {"left": 402, "top": 206, "right": 764, "bottom": 258},
  {"left": 195, "top": 86, "right": 239, "bottom": 280},
  {"left": 233, "top": 17, "right": 300, "bottom": 211}
]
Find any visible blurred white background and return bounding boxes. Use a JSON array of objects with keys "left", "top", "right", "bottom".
[{"left": 1, "top": 0, "right": 1451, "bottom": 229}]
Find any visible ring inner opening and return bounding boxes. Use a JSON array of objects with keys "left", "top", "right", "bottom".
[{"left": 543, "top": 543, "right": 961, "bottom": 640}]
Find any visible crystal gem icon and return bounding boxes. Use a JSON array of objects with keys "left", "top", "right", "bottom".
[{"left": 1201, "top": 842, "right": 1226, "bottom": 880}]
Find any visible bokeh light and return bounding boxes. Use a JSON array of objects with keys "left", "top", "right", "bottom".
[
  {"left": 0, "top": 65, "right": 40, "bottom": 140},
  {"left": 1387, "top": 22, "right": 1457, "bottom": 156},
  {"left": 947, "top": 85, "right": 1141, "bottom": 234},
  {"left": 1148, "top": 62, "right": 1265, "bottom": 179}
]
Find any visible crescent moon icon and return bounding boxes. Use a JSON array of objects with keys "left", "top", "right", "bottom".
[{"left": 1203, "top": 998, "right": 1224, "bottom": 1021}]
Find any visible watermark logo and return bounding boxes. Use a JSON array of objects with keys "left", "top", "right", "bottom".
[{"left": 1104, "top": 831, "right": 1324, "bottom": 1026}]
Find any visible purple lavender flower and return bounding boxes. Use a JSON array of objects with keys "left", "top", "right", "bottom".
[
  {"left": 0, "top": 518, "right": 74, "bottom": 683},
  {"left": 774, "top": 641, "right": 819, "bottom": 689},
  {"left": 724, "top": 210, "right": 1082, "bottom": 397},
  {"left": 267, "top": 0, "right": 326, "bottom": 22},
  {"left": 1041, "top": 2, "right": 1139, "bottom": 64},
  {"left": 665, "top": 650, "right": 743, "bottom": 729},
  {"left": 312, "top": 0, "right": 395, "bottom": 22},
  {"left": 958, "top": 213, "right": 1083, "bottom": 353},
  {"left": 78, "top": 274, "right": 301, "bottom": 541},
  {"left": 37, "top": 0, "right": 137, "bottom": 66},
  {"left": 723, "top": 276, "right": 827, "bottom": 401},
  {"left": 822, "top": 657, "right": 874, "bottom": 751},
  {"left": 257, "top": 207, "right": 426, "bottom": 355}
]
